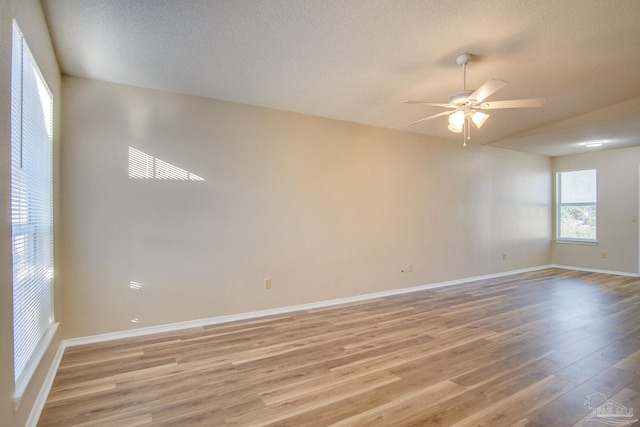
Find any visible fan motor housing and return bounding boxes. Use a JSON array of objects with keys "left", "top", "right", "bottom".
[{"left": 449, "top": 90, "right": 475, "bottom": 106}]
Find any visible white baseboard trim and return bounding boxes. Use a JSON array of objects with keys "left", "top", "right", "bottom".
[
  {"left": 552, "top": 264, "right": 639, "bottom": 277},
  {"left": 30, "top": 263, "right": 633, "bottom": 426},
  {"left": 25, "top": 341, "right": 65, "bottom": 427},
  {"left": 65, "top": 265, "right": 553, "bottom": 348},
  {"left": 38, "top": 263, "right": 633, "bottom": 425}
]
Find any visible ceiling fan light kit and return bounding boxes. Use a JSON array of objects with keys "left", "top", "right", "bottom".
[
  {"left": 448, "top": 110, "right": 465, "bottom": 133},
  {"left": 404, "top": 53, "right": 545, "bottom": 146}
]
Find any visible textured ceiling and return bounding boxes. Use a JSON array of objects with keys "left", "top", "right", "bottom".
[{"left": 41, "top": 0, "right": 640, "bottom": 156}]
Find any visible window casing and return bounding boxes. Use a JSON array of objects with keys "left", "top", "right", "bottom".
[
  {"left": 11, "top": 21, "right": 55, "bottom": 393},
  {"left": 556, "top": 169, "right": 597, "bottom": 243}
]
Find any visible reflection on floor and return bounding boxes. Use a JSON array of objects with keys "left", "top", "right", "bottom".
[{"left": 39, "top": 268, "right": 640, "bottom": 426}]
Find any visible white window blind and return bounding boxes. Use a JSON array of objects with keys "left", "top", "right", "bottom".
[
  {"left": 556, "top": 169, "right": 597, "bottom": 242},
  {"left": 11, "top": 21, "right": 54, "bottom": 387}
]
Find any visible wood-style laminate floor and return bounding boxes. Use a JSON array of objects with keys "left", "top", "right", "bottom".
[{"left": 39, "top": 269, "right": 640, "bottom": 426}]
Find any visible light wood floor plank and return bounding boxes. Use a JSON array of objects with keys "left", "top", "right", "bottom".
[{"left": 38, "top": 268, "right": 640, "bottom": 426}]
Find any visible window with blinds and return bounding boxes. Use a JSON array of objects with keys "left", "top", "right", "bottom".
[
  {"left": 556, "top": 169, "right": 597, "bottom": 242},
  {"left": 11, "top": 21, "right": 55, "bottom": 390}
]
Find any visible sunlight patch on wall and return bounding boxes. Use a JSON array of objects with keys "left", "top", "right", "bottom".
[
  {"left": 129, "top": 281, "right": 143, "bottom": 324},
  {"left": 128, "top": 147, "right": 205, "bottom": 181}
]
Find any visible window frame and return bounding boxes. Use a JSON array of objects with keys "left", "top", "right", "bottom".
[
  {"left": 10, "top": 20, "right": 57, "bottom": 400},
  {"left": 555, "top": 168, "right": 598, "bottom": 244}
]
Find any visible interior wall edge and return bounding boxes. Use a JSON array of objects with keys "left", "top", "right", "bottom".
[{"left": 550, "top": 264, "right": 639, "bottom": 278}]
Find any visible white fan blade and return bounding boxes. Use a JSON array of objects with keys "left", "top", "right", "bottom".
[
  {"left": 402, "top": 101, "right": 452, "bottom": 108},
  {"left": 469, "top": 79, "right": 508, "bottom": 103},
  {"left": 407, "top": 110, "right": 453, "bottom": 126},
  {"left": 479, "top": 98, "right": 546, "bottom": 109}
]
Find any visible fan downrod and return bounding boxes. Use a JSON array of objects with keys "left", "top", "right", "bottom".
[{"left": 456, "top": 53, "right": 471, "bottom": 90}]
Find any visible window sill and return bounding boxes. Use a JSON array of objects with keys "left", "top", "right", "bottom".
[
  {"left": 13, "top": 322, "right": 59, "bottom": 409},
  {"left": 554, "top": 239, "right": 598, "bottom": 246}
]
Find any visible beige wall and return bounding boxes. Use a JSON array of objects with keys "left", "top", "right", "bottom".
[
  {"left": 552, "top": 146, "right": 640, "bottom": 274},
  {"left": 1, "top": 0, "right": 62, "bottom": 425},
  {"left": 61, "top": 76, "right": 552, "bottom": 338}
]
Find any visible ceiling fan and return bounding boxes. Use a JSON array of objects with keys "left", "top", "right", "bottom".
[{"left": 403, "top": 53, "right": 545, "bottom": 145}]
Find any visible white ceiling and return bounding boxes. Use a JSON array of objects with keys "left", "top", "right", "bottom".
[{"left": 41, "top": 0, "right": 640, "bottom": 157}]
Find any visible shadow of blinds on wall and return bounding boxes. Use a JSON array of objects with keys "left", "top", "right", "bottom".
[
  {"left": 10, "top": 21, "right": 55, "bottom": 395},
  {"left": 128, "top": 147, "right": 205, "bottom": 181}
]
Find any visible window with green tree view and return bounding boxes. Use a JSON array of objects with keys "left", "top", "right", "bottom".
[{"left": 556, "top": 169, "right": 597, "bottom": 242}]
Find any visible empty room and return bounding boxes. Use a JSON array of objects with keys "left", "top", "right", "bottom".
[{"left": 2, "top": 0, "right": 640, "bottom": 426}]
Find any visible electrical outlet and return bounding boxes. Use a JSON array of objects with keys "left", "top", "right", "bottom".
[
  {"left": 600, "top": 252, "right": 607, "bottom": 259},
  {"left": 502, "top": 253, "right": 507, "bottom": 260},
  {"left": 264, "top": 278, "right": 272, "bottom": 290},
  {"left": 408, "top": 263, "right": 413, "bottom": 272}
]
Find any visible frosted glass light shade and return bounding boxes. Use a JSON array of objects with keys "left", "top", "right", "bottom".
[
  {"left": 448, "top": 123, "right": 463, "bottom": 133},
  {"left": 448, "top": 110, "right": 465, "bottom": 127},
  {"left": 471, "top": 111, "right": 489, "bottom": 128}
]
